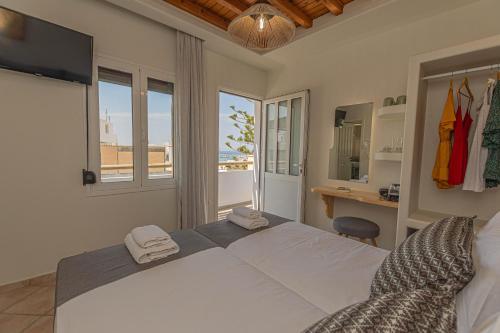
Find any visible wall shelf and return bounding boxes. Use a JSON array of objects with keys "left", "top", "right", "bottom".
[
  {"left": 377, "top": 104, "right": 406, "bottom": 119},
  {"left": 374, "top": 152, "right": 402, "bottom": 161}
]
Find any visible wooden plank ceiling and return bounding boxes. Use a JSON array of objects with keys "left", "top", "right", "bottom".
[{"left": 163, "top": 0, "right": 354, "bottom": 31}]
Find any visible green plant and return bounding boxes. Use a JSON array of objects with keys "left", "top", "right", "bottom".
[{"left": 225, "top": 105, "right": 254, "bottom": 155}]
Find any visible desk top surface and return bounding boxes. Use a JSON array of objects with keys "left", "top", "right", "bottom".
[{"left": 312, "top": 186, "right": 399, "bottom": 209}]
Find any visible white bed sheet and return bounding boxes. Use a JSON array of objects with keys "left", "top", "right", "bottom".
[
  {"left": 55, "top": 247, "right": 326, "bottom": 333},
  {"left": 227, "top": 222, "right": 390, "bottom": 313}
]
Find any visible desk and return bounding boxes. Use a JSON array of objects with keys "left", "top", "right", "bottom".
[{"left": 311, "top": 186, "right": 399, "bottom": 218}]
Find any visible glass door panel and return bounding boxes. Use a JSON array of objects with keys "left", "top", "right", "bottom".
[
  {"left": 289, "top": 98, "right": 302, "bottom": 176},
  {"left": 277, "top": 100, "right": 289, "bottom": 174},
  {"left": 265, "top": 103, "right": 276, "bottom": 172}
]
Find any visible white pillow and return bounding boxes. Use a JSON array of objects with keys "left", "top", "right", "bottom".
[
  {"left": 458, "top": 211, "right": 500, "bottom": 333},
  {"left": 456, "top": 267, "right": 497, "bottom": 333},
  {"left": 474, "top": 312, "right": 500, "bottom": 333},
  {"left": 475, "top": 282, "right": 500, "bottom": 333},
  {"left": 477, "top": 211, "right": 500, "bottom": 270}
]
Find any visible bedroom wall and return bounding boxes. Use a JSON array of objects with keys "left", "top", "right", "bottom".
[
  {"left": 264, "top": 0, "right": 500, "bottom": 249},
  {"left": 0, "top": 0, "right": 266, "bottom": 285}
]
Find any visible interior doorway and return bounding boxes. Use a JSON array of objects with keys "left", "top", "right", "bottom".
[{"left": 217, "top": 91, "right": 261, "bottom": 219}]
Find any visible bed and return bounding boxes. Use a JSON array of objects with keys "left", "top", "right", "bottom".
[{"left": 53, "top": 213, "right": 393, "bottom": 333}]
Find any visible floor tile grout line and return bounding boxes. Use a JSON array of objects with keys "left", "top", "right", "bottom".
[
  {"left": 20, "top": 315, "right": 43, "bottom": 333},
  {"left": 0, "top": 283, "right": 55, "bottom": 333},
  {"left": 3, "top": 311, "right": 54, "bottom": 316},
  {"left": 0, "top": 286, "right": 42, "bottom": 314},
  {"left": 24, "top": 315, "right": 55, "bottom": 333}
]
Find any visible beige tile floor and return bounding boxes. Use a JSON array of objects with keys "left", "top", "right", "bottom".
[{"left": 0, "top": 274, "right": 55, "bottom": 333}]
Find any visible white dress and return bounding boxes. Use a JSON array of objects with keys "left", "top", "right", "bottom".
[{"left": 463, "top": 80, "right": 496, "bottom": 192}]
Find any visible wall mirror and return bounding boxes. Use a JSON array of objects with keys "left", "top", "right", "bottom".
[{"left": 328, "top": 103, "right": 373, "bottom": 183}]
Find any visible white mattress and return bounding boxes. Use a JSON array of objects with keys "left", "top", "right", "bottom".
[
  {"left": 55, "top": 247, "right": 326, "bottom": 333},
  {"left": 227, "top": 222, "right": 390, "bottom": 313}
]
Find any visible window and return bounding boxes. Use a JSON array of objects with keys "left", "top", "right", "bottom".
[
  {"left": 89, "top": 56, "right": 175, "bottom": 193},
  {"left": 146, "top": 78, "right": 174, "bottom": 180},
  {"left": 97, "top": 68, "right": 134, "bottom": 183}
]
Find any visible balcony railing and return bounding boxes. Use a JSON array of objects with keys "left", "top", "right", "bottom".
[
  {"left": 218, "top": 160, "right": 253, "bottom": 171},
  {"left": 99, "top": 159, "right": 253, "bottom": 209},
  {"left": 101, "top": 162, "right": 172, "bottom": 171},
  {"left": 101, "top": 161, "right": 253, "bottom": 175}
]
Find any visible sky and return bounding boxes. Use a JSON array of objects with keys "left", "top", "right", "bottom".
[
  {"left": 99, "top": 81, "right": 172, "bottom": 146},
  {"left": 98, "top": 83, "right": 256, "bottom": 152},
  {"left": 218, "top": 91, "right": 257, "bottom": 152}
]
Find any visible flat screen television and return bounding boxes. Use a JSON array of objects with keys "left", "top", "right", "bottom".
[{"left": 0, "top": 6, "right": 93, "bottom": 85}]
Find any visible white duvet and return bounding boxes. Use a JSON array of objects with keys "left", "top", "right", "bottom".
[
  {"left": 56, "top": 247, "right": 326, "bottom": 333},
  {"left": 227, "top": 222, "right": 389, "bottom": 313},
  {"left": 56, "top": 223, "right": 390, "bottom": 333}
]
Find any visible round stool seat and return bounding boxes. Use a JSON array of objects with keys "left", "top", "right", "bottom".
[{"left": 333, "top": 216, "right": 380, "bottom": 239}]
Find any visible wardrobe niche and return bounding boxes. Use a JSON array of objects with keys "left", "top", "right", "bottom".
[{"left": 396, "top": 36, "right": 500, "bottom": 244}]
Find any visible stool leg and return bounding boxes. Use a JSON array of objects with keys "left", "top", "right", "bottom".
[{"left": 370, "top": 238, "right": 378, "bottom": 247}]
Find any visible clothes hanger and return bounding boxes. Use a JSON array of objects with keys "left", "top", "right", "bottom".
[
  {"left": 459, "top": 76, "right": 474, "bottom": 102},
  {"left": 455, "top": 72, "right": 471, "bottom": 112},
  {"left": 459, "top": 72, "right": 475, "bottom": 112},
  {"left": 488, "top": 65, "right": 496, "bottom": 84}
]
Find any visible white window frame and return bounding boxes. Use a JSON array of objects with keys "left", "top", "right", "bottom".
[
  {"left": 88, "top": 55, "right": 176, "bottom": 196},
  {"left": 140, "top": 67, "right": 176, "bottom": 189}
]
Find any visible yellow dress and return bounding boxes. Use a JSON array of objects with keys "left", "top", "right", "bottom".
[{"left": 432, "top": 84, "right": 456, "bottom": 189}]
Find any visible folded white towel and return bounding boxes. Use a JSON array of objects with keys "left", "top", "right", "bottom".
[
  {"left": 232, "top": 206, "right": 262, "bottom": 219},
  {"left": 125, "top": 233, "right": 179, "bottom": 264},
  {"left": 131, "top": 225, "right": 171, "bottom": 248},
  {"left": 227, "top": 213, "right": 269, "bottom": 230}
]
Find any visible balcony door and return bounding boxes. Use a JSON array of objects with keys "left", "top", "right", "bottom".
[
  {"left": 260, "top": 91, "right": 309, "bottom": 222},
  {"left": 217, "top": 91, "right": 261, "bottom": 218}
]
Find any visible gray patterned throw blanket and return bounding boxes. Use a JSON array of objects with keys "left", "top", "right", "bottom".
[{"left": 304, "top": 216, "right": 475, "bottom": 333}]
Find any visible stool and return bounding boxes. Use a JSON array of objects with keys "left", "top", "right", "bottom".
[{"left": 333, "top": 216, "right": 380, "bottom": 247}]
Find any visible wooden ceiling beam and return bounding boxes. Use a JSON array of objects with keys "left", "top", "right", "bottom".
[
  {"left": 164, "top": 0, "right": 230, "bottom": 30},
  {"left": 267, "top": 0, "right": 313, "bottom": 28},
  {"left": 321, "top": 0, "right": 344, "bottom": 15},
  {"left": 214, "top": 0, "right": 249, "bottom": 14}
]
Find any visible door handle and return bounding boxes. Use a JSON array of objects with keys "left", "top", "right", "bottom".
[{"left": 299, "top": 161, "right": 306, "bottom": 176}]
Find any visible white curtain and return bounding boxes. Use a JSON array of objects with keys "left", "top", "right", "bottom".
[{"left": 175, "top": 31, "right": 209, "bottom": 229}]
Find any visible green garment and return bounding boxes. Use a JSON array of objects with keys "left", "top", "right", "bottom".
[{"left": 483, "top": 81, "right": 500, "bottom": 188}]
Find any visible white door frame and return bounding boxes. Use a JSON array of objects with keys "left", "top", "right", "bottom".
[
  {"left": 216, "top": 89, "right": 263, "bottom": 213},
  {"left": 259, "top": 90, "right": 310, "bottom": 222}
]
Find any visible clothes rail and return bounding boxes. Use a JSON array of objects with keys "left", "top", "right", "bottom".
[{"left": 422, "top": 63, "right": 500, "bottom": 81}]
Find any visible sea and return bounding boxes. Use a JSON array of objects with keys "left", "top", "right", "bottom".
[{"left": 219, "top": 150, "right": 247, "bottom": 162}]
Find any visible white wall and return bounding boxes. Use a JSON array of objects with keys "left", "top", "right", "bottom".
[
  {"left": 265, "top": 0, "right": 500, "bottom": 249},
  {"left": 0, "top": 0, "right": 267, "bottom": 285},
  {"left": 218, "top": 171, "right": 253, "bottom": 207}
]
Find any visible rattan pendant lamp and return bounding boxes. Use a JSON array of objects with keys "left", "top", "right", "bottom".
[{"left": 228, "top": 0, "right": 295, "bottom": 51}]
